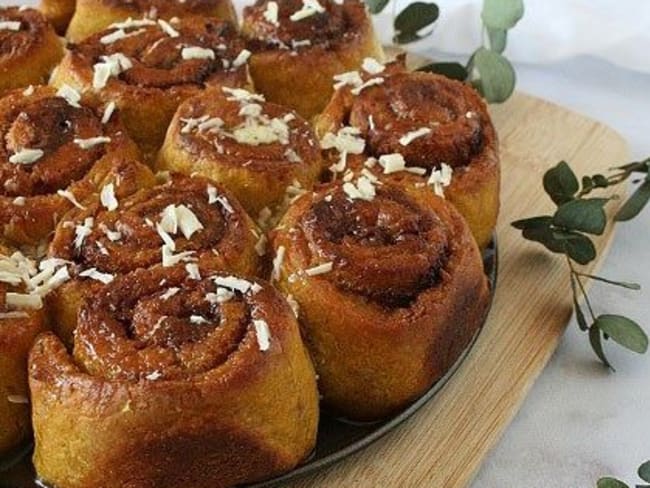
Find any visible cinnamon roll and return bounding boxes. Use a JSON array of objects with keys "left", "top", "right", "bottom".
[
  {"left": 51, "top": 17, "right": 252, "bottom": 160},
  {"left": 0, "top": 7, "right": 63, "bottom": 94},
  {"left": 0, "top": 85, "right": 144, "bottom": 248},
  {"left": 270, "top": 180, "right": 490, "bottom": 420},
  {"left": 39, "top": 0, "right": 75, "bottom": 34},
  {"left": 157, "top": 87, "right": 323, "bottom": 223},
  {"left": 66, "top": 0, "right": 237, "bottom": 43},
  {"left": 241, "top": 0, "right": 384, "bottom": 119},
  {"left": 315, "top": 58, "right": 500, "bottom": 249},
  {"left": 47, "top": 172, "right": 263, "bottom": 346},
  {"left": 0, "top": 246, "right": 47, "bottom": 457},
  {"left": 30, "top": 266, "right": 319, "bottom": 488}
]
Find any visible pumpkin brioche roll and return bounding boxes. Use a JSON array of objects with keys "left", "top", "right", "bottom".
[
  {"left": 315, "top": 58, "right": 500, "bottom": 249},
  {"left": 0, "top": 7, "right": 63, "bottom": 94},
  {"left": 271, "top": 180, "right": 490, "bottom": 420},
  {"left": 0, "top": 85, "right": 143, "bottom": 248},
  {"left": 157, "top": 87, "right": 322, "bottom": 224},
  {"left": 66, "top": 0, "right": 237, "bottom": 42},
  {"left": 39, "top": 0, "right": 75, "bottom": 34},
  {"left": 52, "top": 17, "right": 252, "bottom": 160},
  {"left": 29, "top": 266, "right": 319, "bottom": 488},
  {"left": 241, "top": 0, "right": 384, "bottom": 119},
  {"left": 47, "top": 172, "right": 263, "bottom": 346},
  {"left": 0, "top": 246, "right": 48, "bottom": 457}
]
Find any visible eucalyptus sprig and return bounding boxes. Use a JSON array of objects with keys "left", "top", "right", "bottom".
[
  {"left": 512, "top": 158, "right": 650, "bottom": 368},
  {"left": 598, "top": 459, "right": 650, "bottom": 488},
  {"left": 365, "top": 0, "right": 524, "bottom": 103},
  {"left": 418, "top": 0, "right": 524, "bottom": 103}
]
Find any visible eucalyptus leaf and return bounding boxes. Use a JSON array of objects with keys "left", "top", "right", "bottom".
[
  {"left": 486, "top": 27, "right": 507, "bottom": 53},
  {"left": 553, "top": 199, "right": 608, "bottom": 235},
  {"left": 638, "top": 460, "right": 650, "bottom": 483},
  {"left": 544, "top": 161, "right": 579, "bottom": 205},
  {"left": 471, "top": 47, "right": 516, "bottom": 103},
  {"left": 393, "top": 31, "right": 424, "bottom": 44},
  {"left": 393, "top": 2, "right": 439, "bottom": 41},
  {"left": 597, "top": 478, "right": 629, "bottom": 488},
  {"left": 481, "top": 0, "right": 524, "bottom": 30},
  {"left": 511, "top": 215, "right": 553, "bottom": 230},
  {"left": 418, "top": 62, "right": 468, "bottom": 81},
  {"left": 594, "top": 315, "right": 649, "bottom": 354},
  {"left": 521, "top": 224, "right": 565, "bottom": 254},
  {"left": 590, "top": 326, "right": 613, "bottom": 369},
  {"left": 615, "top": 180, "right": 650, "bottom": 221},
  {"left": 563, "top": 232, "right": 596, "bottom": 264},
  {"left": 365, "top": 0, "right": 390, "bottom": 14}
]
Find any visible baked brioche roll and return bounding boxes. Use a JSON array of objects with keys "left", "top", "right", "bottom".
[
  {"left": 0, "top": 85, "right": 143, "bottom": 248},
  {"left": 39, "top": 0, "right": 75, "bottom": 34},
  {"left": 66, "top": 0, "right": 237, "bottom": 42},
  {"left": 47, "top": 172, "right": 263, "bottom": 346},
  {"left": 0, "top": 7, "right": 63, "bottom": 94},
  {"left": 157, "top": 87, "right": 323, "bottom": 224},
  {"left": 315, "top": 59, "right": 500, "bottom": 249},
  {"left": 271, "top": 180, "right": 490, "bottom": 420},
  {"left": 30, "top": 266, "right": 319, "bottom": 488},
  {"left": 51, "top": 18, "right": 252, "bottom": 160},
  {"left": 0, "top": 246, "right": 47, "bottom": 457},
  {"left": 241, "top": 0, "right": 384, "bottom": 119}
]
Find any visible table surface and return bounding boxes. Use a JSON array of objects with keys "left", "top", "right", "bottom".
[
  {"left": 3, "top": 0, "right": 650, "bottom": 484},
  {"left": 471, "top": 56, "right": 650, "bottom": 488}
]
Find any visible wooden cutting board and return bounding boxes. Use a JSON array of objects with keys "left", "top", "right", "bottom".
[{"left": 283, "top": 90, "right": 629, "bottom": 487}]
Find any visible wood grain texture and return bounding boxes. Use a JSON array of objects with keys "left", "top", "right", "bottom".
[{"left": 283, "top": 91, "right": 629, "bottom": 487}]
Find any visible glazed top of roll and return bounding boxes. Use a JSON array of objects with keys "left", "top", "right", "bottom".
[
  {"left": 272, "top": 180, "right": 468, "bottom": 308},
  {"left": 169, "top": 87, "right": 321, "bottom": 172},
  {"left": 0, "top": 86, "right": 135, "bottom": 200},
  {"left": 48, "top": 173, "right": 261, "bottom": 279},
  {"left": 243, "top": 0, "right": 371, "bottom": 52},
  {"left": 316, "top": 58, "right": 497, "bottom": 171},
  {"left": 0, "top": 7, "right": 58, "bottom": 64},
  {"left": 73, "top": 266, "right": 290, "bottom": 382},
  {"left": 96, "top": 0, "right": 232, "bottom": 19},
  {"left": 67, "top": 17, "right": 250, "bottom": 94}
]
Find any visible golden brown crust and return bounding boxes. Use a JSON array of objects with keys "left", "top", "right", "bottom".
[
  {"left": 0, "top": 246, "right": 47, "bottom": 456},
  {"left": 315, "top": 60, "right": 500, "bottom": 249},
  {"left": 271, "top": 182, "right": 490, "bottom": 420},
  {"left": 157, "top": 87, "right": 323, "bottom": 221},
  {"left": 30, "top": 266, "right": 319, "bottom": 488},
  {"left": 39, "top": 0, "right": 76, "bottom": 34},
  {"left": 0, "top": 85, "right": 142, "bottom": 248},
  {"left": 46, "top": 172, "right": 263, "bottom": 346},
  {"left": 52, "top": 17, "right": 252, "bottom": 160},
  {"left": 66, "top": 0, "right": 237, "bottom": 42},
  {"left": 241, "top": 0, "right": 384, "bottom": 119},
  {"left": 0, "top": 7, "right": 63, "bottom": 95}
]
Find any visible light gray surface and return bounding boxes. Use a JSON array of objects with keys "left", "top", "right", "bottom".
[{"left": 471, "top": 57, "right": 650, "bottom": 488}]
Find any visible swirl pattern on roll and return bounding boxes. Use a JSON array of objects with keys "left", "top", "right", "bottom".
[
  {"left": 241, "top": 0, "right": 384, "bottom": 119},
  {"left": 315, "top": 57, "right": 500, "bottom": 249},
  {"left": 157, "top": 87, "right": 322, "bottom": 220},
  {"left": 0, "top": 7, "right": 63, "bottom": 94},
  {"left": 66, "top": 0, "right": 238, "bottom": 42},
  {"left": 299, "top": 186, "right": 449, "bottom": 306},
  {"left": 29, "top": 266, "right": 319, "bottom": 488},
  {"left": 52, "top": 17, "right": 251, "bottom": 158},
  {"left": 0, "top": 85, "right": 141, "bottom": 246},
  {"left": 271, "top": 181, "right": 490, "bottom": 419},
  {"left": 47, "top": 172, "right": 262, "bottom": 346}
]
